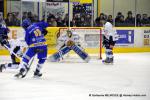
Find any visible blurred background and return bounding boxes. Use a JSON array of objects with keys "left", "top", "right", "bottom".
[{"left": 0, "top": 0, "right": 150, "bottom": 27}]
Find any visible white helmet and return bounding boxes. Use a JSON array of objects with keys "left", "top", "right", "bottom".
[{"left": 104, "top": 22, "right": 113, "bottom": 33}]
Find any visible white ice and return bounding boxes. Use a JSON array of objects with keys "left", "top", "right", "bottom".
[{"left": 0, "top": 53, "right": 150, "bottom": 100}]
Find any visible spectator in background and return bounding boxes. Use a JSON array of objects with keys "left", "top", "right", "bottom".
[
  {"left": 57, "top": 17, "right": 64, "bottom": 27},
  {"left": 95, "top": 13, "right": 105, "bottom": 26},
  {"left": 22, "top": 12, "right": 38, "bottom": 23},
  {"left": 22, "top": 12, "right": 28, "bottom": 20},
  {"left": 125, "top": 11, "right": 135, "bottom": 26},
  {"left": 70, "top": 19, "right": 77, "bottom": 27},
  {"left": 136, "top": 14, "right": 142, "bottom": 27},
  {"left": 5, "top": 13, "right": 15, "bottom": 26},
  {"left": 63, "top": 14, "right": 69, "bottom": 26},
  {"left": 115, "top": 15, "right": 125, "bottom": 27},
  {"left": 107, "top": 15, "right": 113, "bottom": 24},
  {"left": 13, "top": 12, "right": 20, "bottom": 26},
  {"left": 78, "top": 16, "right": 86, "bottom": 27},
  {"left": 141, "top": 14, "right": 150, "bottom": 26},
  {"left": 33, "top": 14, "right": 39, "bottom": 22},
  {"left": 47, "top": 14, "right": 57, "bottom": 27},
  {"left": 27, "top": 12, "right": 34, "bottom": 22},
  {"left": 115, "top": 12, "right": 123, "bottom": 23},
  {"left": 47, "top": 13, "right": 53, "bottom": 20},
  {"left": 85, "top": 14, "right": 92, "bottom": 27},
  {"left": 0, "top": 13, "right": 6, "bottom": 25},
  {"left": 104, "top": 14, "right": 108, "bottom": 21},
  {"left": 73, "top": 14, "right": 81, "bottom": 27}
]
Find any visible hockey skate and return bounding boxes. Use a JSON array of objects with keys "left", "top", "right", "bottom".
[
  {"left": 109, "top": 57, "right": 114, "bottom": 63},
  {"left": 102, "top": 57, "right": 113, "bottom": 64},
  {"left": 14, "top": 68, "right": 29, "bottom": 78},
  {"left": 0, "top": 64, "right": 5, "bottom": 72},
  {"left": 33, "top": 69, "right": 42, "bottom": 78}
]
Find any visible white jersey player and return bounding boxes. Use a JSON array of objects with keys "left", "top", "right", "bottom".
[
  {"left": 49, "top": 29, "right": 90, "bottom": 62},
  {"left": 102, "top": 21, "right": 118, "bottom": 64},
  {"left": 57, "top": 29, "right": 81, "bottom": 50},
  {"left": 0, "top": 38, "right": 27, "bottom": 72}
]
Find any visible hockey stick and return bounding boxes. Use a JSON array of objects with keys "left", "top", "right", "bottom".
[
  {"left": 28, "top": 56, "right": 35, "bottom": 69},
  {"left": 4, "top": 44, "right": 21, "bottom": 60},
  {"left": 58, "top": 50, "right": 63, "bottom": 61},
  {"left": 14, "top": 56, "right": 35, "bottom": 78},
  {"left": 24, "top": 56, "right": 35, "bottom": 77}
]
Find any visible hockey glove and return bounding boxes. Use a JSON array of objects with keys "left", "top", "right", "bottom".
[
  {"left": 0, "top": 39, "right": 9, "bottom": 46},
  {"left": 42, "top": 29, "right": 48, "bottom": 36},
  {"left": 66, "top": 40, "right": 75, "bottom": 47}
]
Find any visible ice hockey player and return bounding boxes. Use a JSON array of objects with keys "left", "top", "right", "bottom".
[
  {"left": 15, "top": 19, "right": 48, "bottom": 78},
  {"left": 0, "top": 23, "right": 22, "bottom": 72},
  {"left": 0, "top": 23, "right": 10, "bottom": 48},
  {"left": 0, "top": 38, "right": 27, "bottom": 72},
  {"left": 49, "top": 29, "right": 90, "bottom": 62},
  {"left": 102, "top": 20, "right": 118, "bottom": 64}
]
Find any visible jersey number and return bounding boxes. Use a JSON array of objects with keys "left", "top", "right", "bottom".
[{"left": 34, "top": 29, "right": 41, "bottom": 37}]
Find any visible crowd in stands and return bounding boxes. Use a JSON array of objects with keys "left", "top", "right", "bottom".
[
  {"left": 95, "top": 11, "right": 150, "bottom": 27},
  {"left": 0, "top": 11, "right": 150, "bottom": 27},
  {"left": 47, "top": 13, "right": 92, "bottom": 27},
  {"left": 46, "top": 11, "right": 150, "bottom": 27}
]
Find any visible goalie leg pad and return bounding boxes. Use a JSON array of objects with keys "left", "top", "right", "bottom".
[
  {"left": 71, "top": 45, "right": 90, "bottom": 62},
  {"left": 50, "top": 46, "right": 71, "bottom": 62}
]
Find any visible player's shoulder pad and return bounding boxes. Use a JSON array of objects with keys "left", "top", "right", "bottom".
[
  {"left": 37, "top": 21, "right": 49, "bottom": 28},
  {"left": 26, "top": 24, "right": 38, "bottom": 34}
]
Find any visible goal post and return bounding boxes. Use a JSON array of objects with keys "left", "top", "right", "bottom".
[{"left": 58, "top": 27, "right": 103, "bottom": 59}]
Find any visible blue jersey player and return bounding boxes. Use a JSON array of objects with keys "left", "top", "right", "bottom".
[
  {"left": 36, "top": 21, "right": 49, "bottom": 36},
  {"left": 15, "top": 19, "right": 48, "bottom": 78},
  {"left": 0, "top": 23, "right": 10, "bottom": 47}
]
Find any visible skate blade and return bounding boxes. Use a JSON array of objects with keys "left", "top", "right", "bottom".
[
  {"left": 102, "top": 61, "right": 114, "bottom": 65},
  {"left": 14, "top": 73, "right": 26, "bottom": 78},
  {"left": 33, "top": 75, "right": 42, "bottom": 79},
  {"left": 103, "top": 62, "right": 114, "bottom": 65}
]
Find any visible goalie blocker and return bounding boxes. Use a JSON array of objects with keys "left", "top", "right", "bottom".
[{"left": 49, "top": 45, "right": 90, "bottom": 63}]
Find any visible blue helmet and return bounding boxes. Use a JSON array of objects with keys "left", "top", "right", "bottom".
[
  {"left": 22, "top": 19, "right": 31, "bottom": 29},
  {"left": 0, "top": 23, "right": 6, "bottom": 28}
]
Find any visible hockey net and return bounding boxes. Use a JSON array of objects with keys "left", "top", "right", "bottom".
[{"left": 58, "top": 27, "right": 102, "bottom": 59}]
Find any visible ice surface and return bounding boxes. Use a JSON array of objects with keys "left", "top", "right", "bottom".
[{"left": 0, "top": 53, "right": 150, "bottom": 100}]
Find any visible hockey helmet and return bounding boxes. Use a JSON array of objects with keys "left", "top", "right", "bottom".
[
  {"left": 67, "top": 29, "right": 72, "bottom": 38},
  {"left": 22, "top": 19, "right": 31, "bottom": 29},
  {"left": 0, "top": 23, "right": 6, "bottom": 28}
]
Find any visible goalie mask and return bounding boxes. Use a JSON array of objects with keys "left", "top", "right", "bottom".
[{"left": 67, "top": 30, "right": 72, "bottom": 38}]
